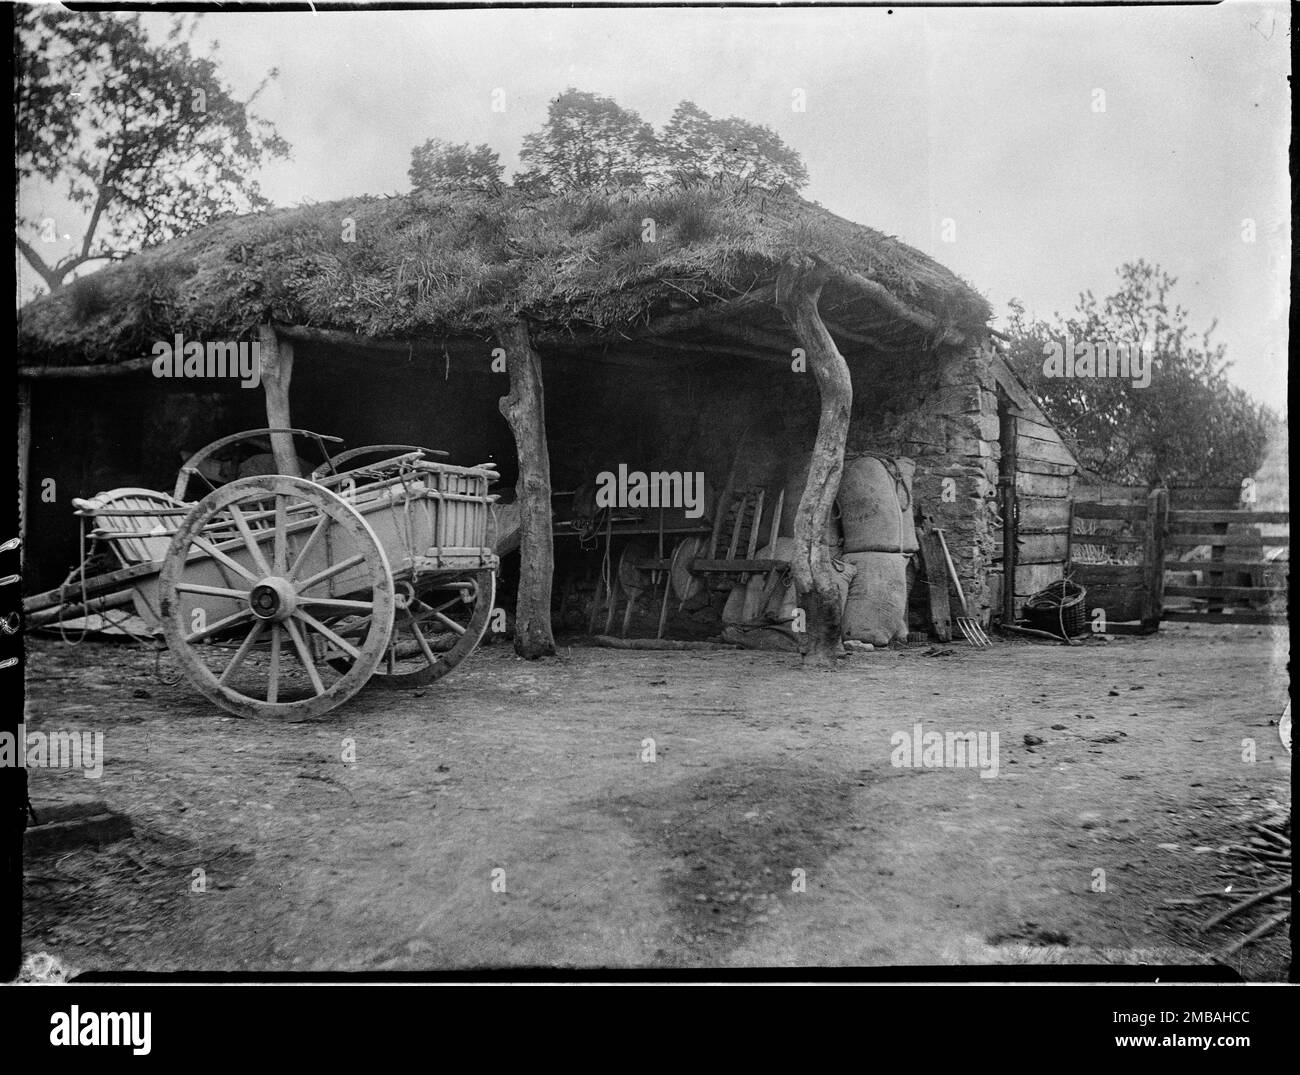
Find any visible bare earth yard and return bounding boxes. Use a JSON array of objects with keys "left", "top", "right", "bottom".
[{"left": 20, "top": 623, "right": 1291, "bottom": 978}]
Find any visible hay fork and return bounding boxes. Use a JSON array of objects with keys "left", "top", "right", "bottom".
[{"left": 934, "top": 527, "right": 990, "bottom": 647}]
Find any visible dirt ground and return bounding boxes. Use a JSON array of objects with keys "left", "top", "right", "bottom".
[{"left": 18, "top": 622, "right": 1291, "bottom": 978}]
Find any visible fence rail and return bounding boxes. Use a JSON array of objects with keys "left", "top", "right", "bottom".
[{"left": 1068, "top": 486, "right": 1288, "bottom": 630}]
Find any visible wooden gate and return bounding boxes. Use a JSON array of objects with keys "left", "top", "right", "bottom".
[
  {"left": 1068, "top": 488, "right": 1165, "bottom": 632},
  {"left": 1068, "top": 486, "right": 1288, "bottom": 631},
  {"left": 1162, "top": 502, "right": 1288, "bottom": 626}
]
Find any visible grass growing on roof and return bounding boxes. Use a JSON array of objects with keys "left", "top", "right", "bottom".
[{"left": 18, "top": 179, "right": 992, "bottom": 367}]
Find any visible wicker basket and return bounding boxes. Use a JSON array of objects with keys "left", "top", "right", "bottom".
[{"left": 1023, "top": 580, "right": 1089, "bottom": 637}]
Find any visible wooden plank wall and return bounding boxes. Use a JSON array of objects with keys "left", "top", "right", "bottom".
[
  {"left": 990, "top": 360, "right": 1079, "bottom": 614},
  {"left": 1003, "top": 410, "right": 1076, "bottom": 608}
]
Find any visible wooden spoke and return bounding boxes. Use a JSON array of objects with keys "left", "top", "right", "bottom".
[
  {"left": 289, "top": 513, "right": 329, "bottom": 580},
  {"left": 175, "top": 582, "right": 250, "bottom": 601},
  {"left": 185, "top": 607, "right": 253, "bottom": 644},
  {"left": 267, "top": 623, "right": 281, "bottom": 704},
  {"left": 188, "top": 534, "right": 260, "bottom": 584},
  {"left": 219, "top": 621, "right": 267, "bottom": 685},
  {"left": 284, "top": 617, "right": 326, "bottom": 697},
  {"left": 294, "top": 610, "right": 362, "bottom": 661},
  {"left": 432, "top": 610, "right": 468, "bottom": 635},
  {"left": 227, "top": 502, "right": 273, "bottom": 578},
  {"left": 408, "top": 619, "right": 439, "bottom": 668},
  {"left": 295, "top": 552, "right": 366, "bottom": 594},
  {"left": 298, "top": 596, "right": 375, "bottom": 613},
  {"left": 273, "top": 494, "right": 288, "bottom": 574}
]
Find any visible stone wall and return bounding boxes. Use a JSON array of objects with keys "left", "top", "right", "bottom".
[{"left": 845, "top": 338, "right": 1002, "bottom": 618}]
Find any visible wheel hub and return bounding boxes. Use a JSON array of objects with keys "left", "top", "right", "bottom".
[{"left": 248, "top": 577, "right": 298, "bottom": 621}]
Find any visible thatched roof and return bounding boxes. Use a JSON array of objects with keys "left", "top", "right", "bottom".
[{"left": 18, "top": 182, "right": 992, "bottom": 371}]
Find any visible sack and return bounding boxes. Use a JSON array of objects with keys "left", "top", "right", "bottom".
[
  {"left": 838, "top": 455, "right": 918, "bottom": 554},
  {"left": 842, "top": 551, "right": 909, "bottom": 645},
  {"left": 781, "top": 453, "right": 846, "bottom": 549}
]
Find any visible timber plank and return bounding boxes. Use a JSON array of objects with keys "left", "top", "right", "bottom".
[
  {"left": 1166, "top": 487, "right": 1242, "bottom": 510},
  {"left": 1073, "top": 564, "right": 1146, "bottom": 584},
  {"left": 1163, "top": 559, "right": 1287, "bottom": 573},
  {"left": 1016, "top": 433, "right": 1078, "bottom": 467},
  {"left": 1019, "top": 497, "right": 1072, "bottom": 530},
  {"left": 1017, "top": 416, "right": 1061, "bottom": 439},
  {"left": 1074, "top": 533, "right": 1143, "bottom": 547},
  {"left": 1017, "top": 532, "right": 1069, "bottom": 564},
  {"left": 23, "top": 561, "right": 161, "bottom": 613},
  {"left": 989, "top": 355, "right": 1041, "bottom": 416},
  {"left": 1164, "top": 584, "right": 1284, "bottom": 600},
  {"left": 1162, "top": 610, "right": 1287, "bottom": 625},
  {"left": 1075, "top": 485, "right": 1148, "bottom": 503},
  {"left": 1017, "top": 459, "right": 1078, "bottom": 478},
  {"left": 1168, "top": 534, "right": 1288, "bottom": 547},
  {"left": 1017, "top": 472, "right": 1072, "bottom": 497},
  {"left": 1078, "top": 588, "right": 1145, "bottom": 620},
  {"left": 917, "top": 532, "right": 952, "bottom": 642},
  {"left": 690, "top": 558, "right": 785, "bottom": 572},
  {"left": 1168, "top": 509, "right": 1289, "bottom": 525},
  {"left": 1073, "top": 502, "right": 1147, "bottom": 521}
]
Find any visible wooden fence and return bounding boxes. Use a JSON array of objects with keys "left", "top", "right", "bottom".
[{"left": 1067, "top": 486, "right": 1288, "bottom": 630}]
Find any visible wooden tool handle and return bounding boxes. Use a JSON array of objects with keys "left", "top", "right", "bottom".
[
  {"left": 934, "top": 528, "right": 972, "bottom": 618},
  {"left": 746, "top": 489, "right": 765, "bottom": 561}
]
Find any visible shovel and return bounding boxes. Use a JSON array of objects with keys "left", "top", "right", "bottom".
[{"left": 934, "top": 528, "right": 990, "bottom": 647}]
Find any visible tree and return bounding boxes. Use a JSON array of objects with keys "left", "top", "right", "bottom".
[
  {"left": 408, "top": 138, "right": 504, "bottom": 192},
  {"left": 1003, "top": 261, "right": 1275, "bottom": 487},
  {"left": 778, "top": 258, "right": 852, "bottom": 667},
  {"left": 494, "top": 322, "right": 557, "bottom": 660},
  {"left": 515, "top": 88, "right": 660, "bottom": 192},
  {"left": 660, "top": 100, "right": 808, "bottom": 192},
  {"left": 15, "top": 9, "right": 289, "bottom": 292}
]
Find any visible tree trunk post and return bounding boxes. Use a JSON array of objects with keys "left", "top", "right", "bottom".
[
  {"left": 495, "top": 320, "right": 557, "bottom": 659},
  {"left": 258, "top": 324, "right": 299, "bottom": 477},
  {"left": 777, "top": 258, "right": 853, "bottom": 667}
]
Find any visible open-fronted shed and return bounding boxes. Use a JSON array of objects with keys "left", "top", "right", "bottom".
[{"left": 18, "top": 181, "right": 1073, "bottom": 658}]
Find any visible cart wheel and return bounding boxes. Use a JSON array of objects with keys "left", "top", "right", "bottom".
[
  {"left": 617, "top": 540, "right": 654, "bottom": 598},
  {"left": 158, "top": 475, "right": 395, "bottom": 719},
  {"left": 669, "top": 535, "right": 707, "bottom": 602},
  {"left": 330, "top": 568, "right": 495, "bottom": 688}
]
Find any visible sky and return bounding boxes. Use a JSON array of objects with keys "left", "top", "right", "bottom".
[{"left": 18, "top": 2, "right": 1291, "bottom": 409}]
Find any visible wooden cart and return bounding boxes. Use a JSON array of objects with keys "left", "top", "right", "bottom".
[{"left": 24, "top": 429, "right": 499, "bottom": 719}]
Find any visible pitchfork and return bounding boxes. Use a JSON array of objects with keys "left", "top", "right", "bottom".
[{"left": 934, "top": 528, "right": 990, "bottom": 647}]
